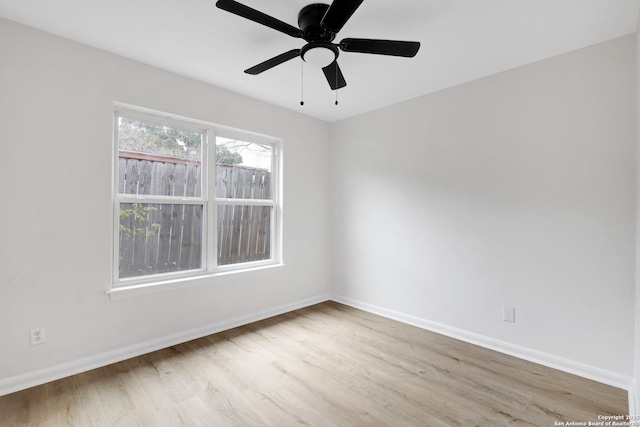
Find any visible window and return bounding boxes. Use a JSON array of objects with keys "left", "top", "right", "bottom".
[{"left": 113, "top": 105, "right": 281, "bottom": 289}]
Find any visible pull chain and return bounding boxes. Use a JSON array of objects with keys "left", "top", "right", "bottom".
[
  {"left": 335, "top": 63, "right": 339, "bottom": 106},
  {"left": 300, "top": 59, "right": 304, "bottom": 106}
]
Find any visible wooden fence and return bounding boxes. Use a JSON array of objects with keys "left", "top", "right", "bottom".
[{"left": 118, "top": 152, "right": 271, "bottom": 278}]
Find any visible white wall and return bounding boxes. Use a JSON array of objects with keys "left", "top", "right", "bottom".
[
  {"left": 0, "top": 18, "right": 331, "bottom": 392},
  {"left": 330, "top": 35, "right": 636, "bottom": 381}
]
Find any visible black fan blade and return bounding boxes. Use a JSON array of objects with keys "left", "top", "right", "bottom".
[
  {"left": 322, "top": 61, "right": 347, "bottom": 90},
  {"left": 245, "top": 49, "right": 301, "bottom": 75},
  {"left": 216, "top": 0, "right": 303, "bottom": 38},
  {"left": 340, "top": 38, "right": 421, "bottom": 57},
  {"left": 321, "top": 0, "right": 364, "bottom": 33}
]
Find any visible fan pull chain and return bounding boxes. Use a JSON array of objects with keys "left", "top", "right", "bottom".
[
  {"left": 335, "top": 63, "right": 339, "bottom": 106},
  {"left": 300, "top": 59, "right": 304, "bottom": 106}
]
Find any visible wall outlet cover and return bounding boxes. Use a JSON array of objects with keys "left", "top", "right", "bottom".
[
  {"left": 30, "top": 327, "right": 46, "bottom": 345},
  {"left": 503, "top": 308, "right": 516, "bottom": 323}
]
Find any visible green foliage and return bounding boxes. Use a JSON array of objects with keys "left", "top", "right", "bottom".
[
  {"left": 216, "top": 145, "right": 243, "bottom": 165},
  {"left": 118, "top": 116, "right": 243, "bottom": 165},
  {"left": 118, "top": 117, "right": 202, "bottom": 161},
  {"left": 119, "top": 204, "right": 159, "bottom": 238},
  {"left": 119, "top": 204, "right": 161, "bottom": 275}
]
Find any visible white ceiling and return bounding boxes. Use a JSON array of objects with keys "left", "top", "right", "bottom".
[{"left": 1, "top": 0, "right": 639, "bottom": 122}]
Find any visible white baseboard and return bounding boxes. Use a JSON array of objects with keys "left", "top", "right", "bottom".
[
  {"left": 0, "top": 293, "right": 331, "bottom": 397},
  {"left": 332, "top": 294, "right": 634, "bottom": 393}
]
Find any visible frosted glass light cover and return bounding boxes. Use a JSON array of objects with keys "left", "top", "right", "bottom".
[{"left": 303, "top": 46, "right": 336, "bottom": 67}]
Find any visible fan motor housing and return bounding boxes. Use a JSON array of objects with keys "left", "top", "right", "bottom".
[{"left": 298, "top": 3, "right": 334, "bottom": 42}]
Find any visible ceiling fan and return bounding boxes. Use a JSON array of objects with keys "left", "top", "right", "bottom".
[{"left": 215, "top": 0, "right": 421, "bottom": 91}]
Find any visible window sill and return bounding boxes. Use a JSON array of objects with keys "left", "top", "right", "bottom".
[{"left": 106, "top": 263, "right": 286, "bottom": 300}]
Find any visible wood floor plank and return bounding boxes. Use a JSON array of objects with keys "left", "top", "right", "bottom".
[{"left": 0, "top": 301, "right": 628, "bottom": 426}]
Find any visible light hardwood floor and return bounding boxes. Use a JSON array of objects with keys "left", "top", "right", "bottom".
[{"left": 0, "top": 301, "right": 628, "bottom": 426}]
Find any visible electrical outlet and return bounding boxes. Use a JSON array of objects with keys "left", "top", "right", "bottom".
[
  {"left": 30, "top": 327, "right": 46, "bottom": 345},
  {"left": 503, "top": 307, "right": 516, "bottom": 323}
]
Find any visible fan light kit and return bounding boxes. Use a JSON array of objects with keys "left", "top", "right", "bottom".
[
  {"left": 215, "top": 0, "right": 421, "bottom": 105},
  {"left": 301, "top": 42, "right": 338, "bottom": 68}
]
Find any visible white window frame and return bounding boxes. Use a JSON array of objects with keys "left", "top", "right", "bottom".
[{"left": 109, "top": 104, "right": 283, "bottom": 298}]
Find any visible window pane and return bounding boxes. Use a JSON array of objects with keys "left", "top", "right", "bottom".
[
  {"left": 217, "top": 205, "right": 271, "bottom": 266},
  {"left": 118, "top": 117, "right": 202, "bottom": 197},
  {"left": 119, "top": 203, "right": 203, "bottom": 278},
  {"left": 216, "top": 137, "right": 272, "bottom": 199}
]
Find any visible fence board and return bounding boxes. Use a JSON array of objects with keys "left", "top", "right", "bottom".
[
  {"left": 185, "top": 162, "right": 200, "bottom": 197},
  {"left": 181, "top": 205, "right": 202, "bottom": 270},
  {"left": 164, "top": 204, "right": 180, "bottom": 272},
  {"left": 124, "top": 160, "right": 140, "bottom": 194},
  {"left": 118, "top": 159, "right": 126, "bottom": 194},
  {"left": 255, "top": 206, "right": 270, "bottom": 259},
  {"left": 146, "top": 203, "right": 161, "bottom": 271},
  {"left": 151, "top": 162, "right": 165, "bottom": 196},
  {"left": 217, "top": 205, "right": 232, "bottom": 265},
  {"left": 162, "top": 163, "right": 176, "bottom": 197},
  {"left": 173, "top": 164, "right": 186, "bottom": 197},
  {"left": 118, "top": 203, "right": 133, "bottom": 275},
  {"left": 138, "top": 160, "right": 152, "bottom": 195}
]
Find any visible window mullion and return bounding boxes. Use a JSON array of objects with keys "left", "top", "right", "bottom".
[
  {"left": 116, "top": 195, "right": 205, "bottom": 205},
  {"left": 206, "top": 128, "right": 217, "bottom": 272}
]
